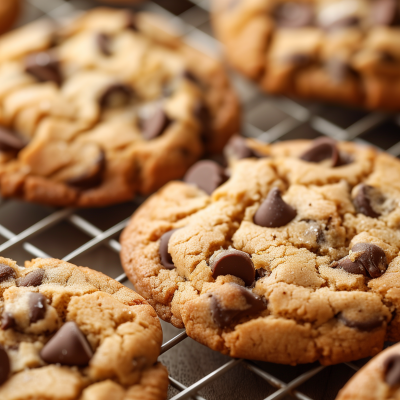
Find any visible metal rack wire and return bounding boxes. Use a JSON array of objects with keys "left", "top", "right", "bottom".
[{"left": 2, "top": 0, "right": 399, "bottom": 398}]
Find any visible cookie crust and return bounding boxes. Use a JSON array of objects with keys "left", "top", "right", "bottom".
[{"left": 121, "top": 138, "right": 400, "bottom": 365}]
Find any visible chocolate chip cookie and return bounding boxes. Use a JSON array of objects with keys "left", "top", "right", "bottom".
[
  {"left": 336, "top": 343, "right": 400, "bottom": 400},
  {"left": 0, "top": 8, "right": 239, "bottom": 207},
  {"left": 0, "top": 257, "right": 168, "bottom": 400},
  {"left": 0, "top": 0, "right": 19, "bottom": 35},
  {"left": 212, "top": 0, "right": 400, "bottom": 110},
  {"left": 121, "top": 136, "right": 400, "bottom": 365}
]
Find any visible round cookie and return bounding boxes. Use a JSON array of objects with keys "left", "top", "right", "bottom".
[
  {"left": 336, "top": 343, "right": 400, "bottom": 400},
  {"left": 0, "top": 7, "right": 240, "bottom": 207},
  {"left": 0, "top": 0, "right": 19, "bottom": 35},
  {"left": 0, "top": 257, "right": 168, "bottom": 400},
  {"left": 212, "top": 0, "right": 400, "bottom": 110},
  {"left": 121, "top": 136, "right": 400, "bottom": 365}
]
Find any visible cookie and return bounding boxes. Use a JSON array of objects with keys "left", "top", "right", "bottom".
[
  {"left": 121, "top": 136, "right": 400, "bottom": 365},
  {"left": 0, "top": 257, "right": 168, "bottom": 400},
  {"left": 336, "top": 343, "right": 400, "bottom": 400},
  {"left": 212, "top": 0, "right": 400, "bottom": 110},
  {"left": 0, "top": 8, "right": 239, "bottom": 207},
  {"left": 0, "top": 0, "right": 19, "bottom": 35}
]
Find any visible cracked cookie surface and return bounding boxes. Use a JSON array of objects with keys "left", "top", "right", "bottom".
[
  {"left": 0, "top": 7, "right": 239, "bottom": 207},
  {"left": 121, "top": 137, "right": 400, "bottom": 365},
  {"left": 336, "top": 342, "right": 400, "bottom": 400},
  {"left": 212, "top": 0, "right": 400, "bottom": 110},
  {"left": 0, "top": 257, "right": 167, "bottom": 400}
]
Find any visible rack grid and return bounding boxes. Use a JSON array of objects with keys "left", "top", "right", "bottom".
[{"left": 2, "top": 0, "right": 399, "bottom": 398}]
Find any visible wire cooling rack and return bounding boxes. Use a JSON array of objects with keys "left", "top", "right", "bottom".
[{"left": 2, "top": 0, "right": 400, "bottom": 399}]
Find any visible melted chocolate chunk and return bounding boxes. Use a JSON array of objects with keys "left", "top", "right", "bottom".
[
  {"left": 0, "top": 264, "right": 16, "bottom": 283},
  {"left": 300, "top": 137, "right": 340, "bottom": 166},
  {"left": 184, "top": 160, "right": 227, "bottom": 195},
  {"left": 159, "top": 228, "right": 181, "bottom": 269},
  {"left": 0, "top": 127, "right": 26, "bottom": 153},
  {"left": 99, "top": 84, "right": 133, "bottom": 109},
  {"left": 0, "top": 345, "right": 10, "bottom": 385},
  {"left": 338, "top": 313, "right": 384, "bottom": 331},
  {"left": 29, "top": 293, "right": 47, "bottom": 323},
  {"left": 142, "top": 108, "right": 172, "bottom": 141},
  {"left": 66, "top": 150, "right": 105, "bottom": 190},
  {"left": 210, "top": 284, "right": 267, "bottom": 328},
  {"left": 353, "top": 184, "right": 381, "bottom": 218},
  {"left": 254, "top": 188, "right": 297, "bottom": 228},
  {"left": 17, "top": 269, "right": 45, "bottom": 287},
  {"left": 273, "top": 3, "right": 314, "bottom": 28},
  {"left": 1, "top": 313, "right": 15, "bottom": 330},
  {"left": 96, "top": 33, "right": 112, "bottom": 56},
  {"left": 372, "top": 0, "right": 399, "bottom": 26},
  {"left": 25, "top": 52, "right": 62, "bottom": 85},
  {"left": 224, "top": 135, "right": 264, "bottom": 160},
  {"left": 338, "top": 243, "right": 387, "bottom": 278},
  {"left": 40, "top": 321, "right": 93, "bottom": 366},
  {"left": 210, "top": 250, "right": 255, "bottom": 286},
  {"left": 384, "top": 354, "right": 400, "bottom": 386}
]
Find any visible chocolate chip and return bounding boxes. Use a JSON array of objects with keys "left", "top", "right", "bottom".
[
  {"left": 99, "top": 84, "right": 133, "bottom": 109},
  {"left": 273, "top": 3, "right": 314, "bottom": 28},
  {"left": 337, "top": 256, "right": 367, "bottom": 276},
  {"left": 224, "top": 135, "right": 264, "bottom": 160},
  {"left": 210, "top": 284, "right": 267, "bottom": 328},
  {"left": 183, "top": 160, "right": 227, "bottom": 195},
  {"left": 338, "top": 243, "right": 387, "bottom": 278},
  {"left": 25, "top": 52, "right": 61, "bottom": 85},
  {"left": 159, "top": 228, "right": 181, "bottom": 269},
  {"left": 182, "top": 70, "right": 200, "bottom": 85},
  {"left": 372, "top": 0, "right": 399, "bottom": 26},
  {"left": 40, "top": 321, "right": 93, "bottom": 366},
  {"left": 378, "top": 50, "right": 397, "bottom": 63},
  {"left": 283, "top": 53, "right": 312, "bottom": 66},
  {"left": 319, "top": 15, "right": 360, "bottom": 31},
  {"left": 210, "top": 250, "right": 255, "bottom": 286},
  {"left": 126, "top": 11, "right": 138, "bottom": 31},
  {"left": 66, "top": 150, "right": 105, "bottom": 190},
  {"left": 254, "top": 188, "right": 296, "bottom": 228},
  {"left": 325, "top": 58, "right": 356, "bottom": 84},
  {"left": 300, "top": 137, "right": 340, "bottom": 166},
  {"left": 353, "top": 184, "right": 381, "bottom": 218},
  {"left": 255, "top": 268, "right": 268, "bottom": 281},
  {"left": 351, "top": 243, "right": 387, "bottom": 278},
  {"left": 96, "top": 33, "right": 112, "bottom": 56},
  {"left": 17, "top": 269, "right": 45, "bottom": 287},
  {"left": 384, "top": 354, "right": 400, "bottom": 386},
  {"left": 1, "top": 313, "right": 15, "bottom": 330},
  {"left": 0, "top": 127, "right": 26, "bottom": 153},
  {"left": 29, "top": 293, "right": 47, "bottom": 323},
  {"left": 142, "top": 108, "right": 172, "bottom": 141},
  {"left": 338, "top": 313, "right": 384, "bottom": 331},
  {"left": 0, "top": 345, "right": 10, "bottom": 385},
  {"left": 194, "top": 101, "right": 212, "bottom": 145},
  {"left": 0, "top": 264, "right": 16, "bottom": 283}
]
